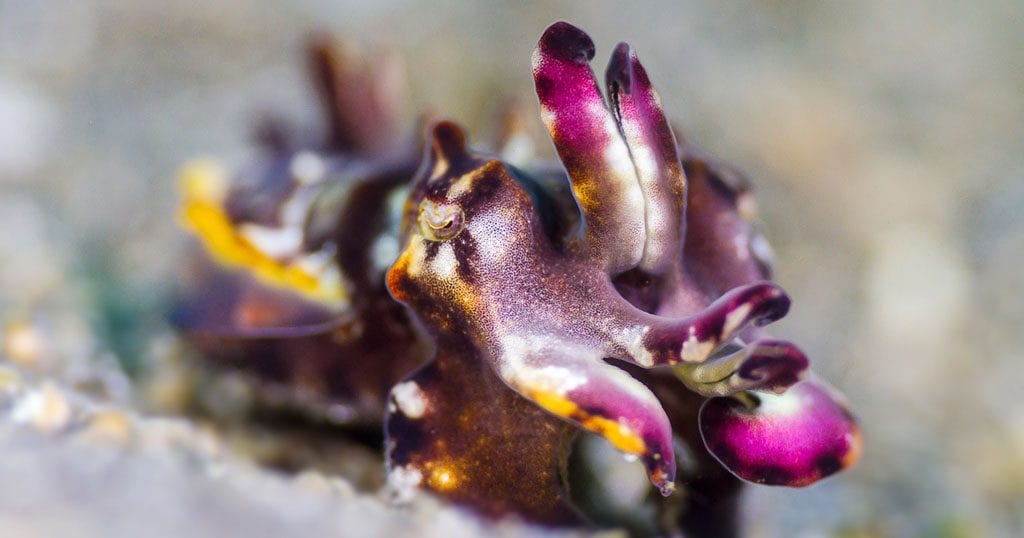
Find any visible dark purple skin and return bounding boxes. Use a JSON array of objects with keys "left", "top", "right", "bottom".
[{"left": 174, "top": 22, "right": 861, "bottom": 536}]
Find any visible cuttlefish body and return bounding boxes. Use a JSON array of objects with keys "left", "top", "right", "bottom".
[{"left": 384, "top": 22, "right": 859, "bottom": 526}]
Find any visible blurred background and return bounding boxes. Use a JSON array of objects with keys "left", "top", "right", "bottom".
[{"left": 1, "top": 1, "right": 1022, "bottom": 536}]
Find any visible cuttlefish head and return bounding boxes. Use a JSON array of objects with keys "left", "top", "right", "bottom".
[{"left": 386, "top": 121, "right": 551, "bottom": 331}]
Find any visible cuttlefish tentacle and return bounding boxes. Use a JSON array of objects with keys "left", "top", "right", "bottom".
[
  {"left": 308, "top": 36, "right": 404, "bottom": 154},
  {"left": 594, "top": 280, "right": 792, "bottom": 366},
  {"left": 532, "top": 21, "right": 646, "bottom": 273},
  {"left": 494, "top": 343, "right": 676, "bottom": 495},
  {"left": 606, "top": 42, "right": 687, "bottom": 274}
]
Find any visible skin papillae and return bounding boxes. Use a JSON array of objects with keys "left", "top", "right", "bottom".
[{"left": 174, "top": 21, "right": 861, "bottom": 537}]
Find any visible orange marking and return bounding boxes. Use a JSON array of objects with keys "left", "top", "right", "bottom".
[
  {"left": 427, "top": 465, "right": 459, "bottom": 492},
  {"left": 842, "top": 426, "right": 864, "bottom": 469},
  {"left": 386, "top": 250, "right": 411, "bottom": 301},
  {"left": 530, "top": 390, "right": 646, "bottom": 456}
]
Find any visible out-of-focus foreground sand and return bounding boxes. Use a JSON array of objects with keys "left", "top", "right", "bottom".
[{"left": 1, "top": 2, "right": 1021, "bottom": 536}]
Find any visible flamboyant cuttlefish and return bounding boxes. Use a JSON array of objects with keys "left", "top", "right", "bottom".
[{"left": 172, "top": 21, "right": 861, "bottom": 537}]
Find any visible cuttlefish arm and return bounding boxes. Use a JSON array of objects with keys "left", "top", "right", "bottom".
[
  {"left": 493, "top": 340, "right": 677, "bottom": 495},
  {"left": 606, "top": 41, "right": 687, "bottom": 274},
  {"left": 700, "top": 378, "right": 862, "bottom": 487},
  {"left": 533, "top": 22, "right": 646, "bottom": 273}
]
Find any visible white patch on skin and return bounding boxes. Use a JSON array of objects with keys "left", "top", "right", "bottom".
[
  {"left": 680, "top": 327, "right": 715, "bottom": 362},
  {"left": 497, "top": 335, "right": 590, "bottom": 395},
  {"left": 495, "top": 334, "right": 663, "bottom": 408},
  {"left": 618, "top": 116, "right": 678, "bottom": 270},
  {"left": 391, "top": 381, "right": 428, "bottom": 419},
  {"left": 593, "top": 102, "right": 641, "bottom": 190},
  {"left": 539, "top": 106, "right": 556, "bottom": 129},
  {"left": 430, "top": 243, "right": 458, "bottom": 280},
  {"left": 404, "top": 237, "right": 426, "bottom": 278},
  {"left": 431, "top": 155, "right": 448, "bottom": 179},
  {"left": 292, "top": 245, "right": 335, "bottom": 274},
  {"left": 467, "top": 210, "right": 512, "bottom": 263},
  {"left": 240, "top": 180, "right": 323, "bottom": 260},
  {"left": 630, "top": 144, "right": 658, "bottom": 184},
  {"left": 290, "top": 151, "right": 326, "bottom": 184},
  {"left": 633, "top": 145, "right": 673, "bottom": 258},
  {"left": 591, "top": 104, "right": 646, "bottom": 260},
  {"left": 240, "top": 224, "right": 303, "bottom": 259},
  {"left": 755, "top": 388, "right": 806, "bottom": 417},
  {"left": 519, "top": 365, "right": 587, "bottom": 395},
  {"left": 722, "top": 303, "right": 752, "bottom": 338},
  {"left": 615, "top": 325, "right": 654, "bottom": 367},
  {"left": 386, "top": 465, "right": 423, "bottom": 504},
  {"left": 530, "top": 50, "right": 546, "bottom": 77},
  {"left": 446, "top": 172, "right": 476, "bottom": 199}
]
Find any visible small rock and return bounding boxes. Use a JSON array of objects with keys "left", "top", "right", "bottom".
[
  {"left": 293, "top": 470, "right": 332, "bottom": 494},
  {"left": 330, "top": 477, "right": 356, "bottom": 498},
  {"left": 142, "top": 353, "right": 197, "bottom": 415},
  {"left": 11, "top": 381, "right": 72, "bottom": 434},
  {"left": 0, "top": 365, "right": 22, "bottom": 394},
  {"left": 193, "top": 424, "right": 224, "bottom": 460},
  {"left": 2, "top": 321, "right": 46, "bottom": 368},
  {"left": 79, "top": 409, "right": 134, "bottom": 446}
]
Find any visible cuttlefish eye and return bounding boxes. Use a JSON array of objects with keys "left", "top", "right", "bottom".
[{"left": 418, "top": 199, "right": 465, "bottom": 241}]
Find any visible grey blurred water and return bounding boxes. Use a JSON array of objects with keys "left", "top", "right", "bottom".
[{"left": 1, "top": 1, "right": 1022, "bottom": 536}]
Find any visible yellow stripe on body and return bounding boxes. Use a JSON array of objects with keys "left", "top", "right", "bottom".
[{"left": 176, "top": 159, "right": 347, "bottom": 306}]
